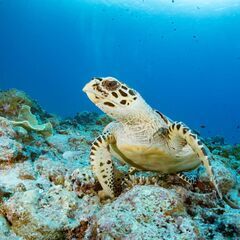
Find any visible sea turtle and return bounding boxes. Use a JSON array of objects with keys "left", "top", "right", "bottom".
[{"left": 83, "top": 76, "right": 238, "bottom": 208}]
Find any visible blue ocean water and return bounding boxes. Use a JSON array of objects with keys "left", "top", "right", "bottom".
[{"left": 0, "top": 0, "right": 240, "bottom": 143}]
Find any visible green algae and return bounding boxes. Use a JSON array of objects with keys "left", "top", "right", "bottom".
[{"left": 11, "top": 105, "right": 53, "bottom": 137}]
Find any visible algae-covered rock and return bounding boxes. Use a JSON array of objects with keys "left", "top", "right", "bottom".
[
  {"left": 0, "top": 117, "right": 23, "bottom": 164},
  {"left": 34, "top": 155, "right": 68, "bottom": 185},
  {"left": 46, "top": 134, "right": 71, "bottom": 152},
  {"left": 0, "top": 215, "right": 22, "bottom": 240},
  {"left": 0, "top": 89, "right": 53, "bottom": 137},
  {"left": 3, "top": 185, "right": 100, "bottom": 240},
  {"left": 0, "top": 160, "right": 43, "bottom": 195},
  {"left": 199, "top": 155, "right": 236, "bottom": 194},
  {"left": 74, "top": 111, "right": 100, "bottom": 125},
  {"left": 0, "top": 215, "right": 11, "bottom": 236},
  {"left": 216, "top": 208, "right": 240, "bottom": 238},
  {"left": 0, "top": 116, "right": 16, "bottom": 138},
  {"left": 11, "top": 105, "right": 53, "bottom": 137},
  {"left": 96, "top": 185, "right": 199, "bottom": 239},
  {"left": 65, "top": 167, "right": 97, "bottom": 197},
  {"left": 62, "top": 150, "right": 82, "bottom": 161},
  {"left": 73, "top": 111, "right": 112, "bottom": 127},
  {"left": 0, "top": 89, "right": 43, "bottom": 119},
  {"left": 0, "top": 137, "right": 23, "bottom": 163}
]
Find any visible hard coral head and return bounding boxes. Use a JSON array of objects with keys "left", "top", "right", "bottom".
[{"left": 83, "top": 77, "right": 140, "bottom": 119}]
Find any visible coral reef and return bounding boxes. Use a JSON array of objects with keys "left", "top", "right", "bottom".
[{"left": 0, "top": 89, "right": 239, "bottom": 239}]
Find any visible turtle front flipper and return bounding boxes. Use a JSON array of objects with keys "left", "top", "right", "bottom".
[
  {"left": 168, "top": 122, "right": 222, "bottom": 199},
  {"left": 90, "top": 131, "right": 116, "bottom": 198}
]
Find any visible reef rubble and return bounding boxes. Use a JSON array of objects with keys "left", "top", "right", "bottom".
[{"left": 0, "top": 89, "right": 239, "bottom": 240}]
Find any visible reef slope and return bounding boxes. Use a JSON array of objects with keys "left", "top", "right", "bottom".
[{"left": 0, "top": 89, "right": 239, "bottom": 240}]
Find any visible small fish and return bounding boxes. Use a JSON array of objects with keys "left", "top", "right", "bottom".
[
  {"left": 237, "top": 125, "right": 240, "bottom": 129},
  {"left": 200, "top": 125, "right": 206, "bottom": 129}
]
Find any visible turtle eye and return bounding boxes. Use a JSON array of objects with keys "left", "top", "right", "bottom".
[{"left": 102, "top": 80, "right": 120, "bottom": 91}]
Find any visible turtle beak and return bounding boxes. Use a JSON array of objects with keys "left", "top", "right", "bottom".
[
  {"left": 82, "top": 77, "right": 102, "bottom": 93},
  {"left": 82, "top": 81, "right": 94, "bottom": 93},
  {"left": 83, "top": 79, "right": 101, "bottom": 104}
]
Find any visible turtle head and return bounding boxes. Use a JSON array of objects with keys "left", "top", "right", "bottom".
[{"left": 83, "top": 77, "right": 143, "bottom": 120}]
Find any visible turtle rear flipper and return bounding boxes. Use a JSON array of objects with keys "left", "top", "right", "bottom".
[{"left": 176, "top": 172, "right": 197, "bottom": 185}]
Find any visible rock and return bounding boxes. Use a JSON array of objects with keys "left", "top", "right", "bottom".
[
  {"left": 62, "top": 151, "right": 81, "bottom": 161},
  {"left": 74, "top": 111, "right": 99, "bottom": 125},
  {"left": 0, "top": 160, "right": 51, "bottom": 195},
  {"left": 18, "top": 161, "right": 37, "bottom": 181},
  {"left": 0, "top": 89, "right": 45, "bottom": 120},
  {"left": 199, "top": 156, "right": 236, "bottom": 194},
  {"left": 95, "top": 185, "right": 199, "bottom": 239},
  {"left": 0, "top": 117, "right": 23, "bottom": 164},
  {"left": 207, "top": 140, "right": 240, "bottom": 161},
  {"left": 0, "top": 215, "right": 11, "bottom": 237},
  {"left": 14, "top": 126, "right": 28, "bottom": 139},
  {"left": 216, "top": 209, "right": 240, "bottom": 238},
  {"left": 207, "top": 136, "right": 225, "bottom": 146},
  {"left": 0, "top": 117, "right": 16, "bottom": 138},
  {"left": 73, "top": 111, "right": 112, "bottom": 127},
  {"left": 0, "top": 215, "right": 22, "bottom": 239},
  {"left": 0, "top": 137, "right": 23, "bottom": 163},
  {"left": 3, "top": 185, "right": 100, "bottom": 240},
  {"left": 95, "top": 114, "right": 112, "bottom": 126},
  {"left": 65, "top": 167, "right": 97, "bottom": 197},
  {"left": 34, "top": 155, "right": 67, "bottom": 185},
  {"left": 46, "top": 134, "right": 71, "bottom": 152}
]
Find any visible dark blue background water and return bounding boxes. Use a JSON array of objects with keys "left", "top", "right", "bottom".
[{"left": 1, "top": 0, "right": 240, "bottom": 143}]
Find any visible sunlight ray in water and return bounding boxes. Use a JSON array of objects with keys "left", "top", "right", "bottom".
[
  {"left": 0, "top": 0, "right": 240, "bottom": 238},
  {"left": 85, "top": 0, "right": 240, "bottom": 15}
]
